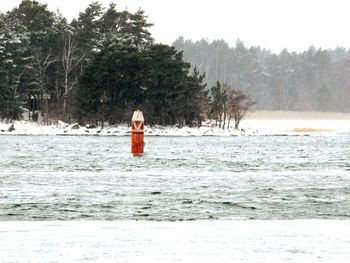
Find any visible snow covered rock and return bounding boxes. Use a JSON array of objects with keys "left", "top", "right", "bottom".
[
  {"left": 57, "top": 120, "right": 68, "bottom": 129},
  {"left": 69, "top": 123, "right": 80, "bottom": 130},
  {"left": 86, "top": 124, "right": 96, "bottom": 129},
  {"left": 8, "top": 123, "right": 15, "bottom": 132}
]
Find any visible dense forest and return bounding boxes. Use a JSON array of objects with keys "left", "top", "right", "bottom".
[
  {"left": 0, "top": 0, "right": 210, "bottom": 126},
  {"left": 173, "top": 37, "right": 350, "bottom": 112}
]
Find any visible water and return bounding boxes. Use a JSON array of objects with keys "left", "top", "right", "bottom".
[{"left": 1, "top": 135, "right": 349, "bottom": 220}]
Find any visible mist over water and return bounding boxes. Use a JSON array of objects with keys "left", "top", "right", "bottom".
[{"left": 1, "top": 135, "right": 349, "bottom": 220}]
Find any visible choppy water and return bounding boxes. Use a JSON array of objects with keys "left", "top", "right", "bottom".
[{"left": 1, "top": 135, "right": 350, "bottom": 220}]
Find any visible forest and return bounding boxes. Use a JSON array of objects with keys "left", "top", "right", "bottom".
[
  {"left": 1, "top": 0, "right": 349, "bottom": 129},
  {"left": 0, "top": 0, "right": 215, "bottom": 127},
  {"left": 173, "top": 37, "right": 350, "bottom": 112}
]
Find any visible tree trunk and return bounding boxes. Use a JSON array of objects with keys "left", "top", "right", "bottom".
[
  {"left": 235, "top": 116, "right": 240, "bottom": 130},
  {"left": 222, "top": 104, "right": 226, "bottom": 129},
  {"left": 227, "top": 113, "right": 232, "bottom": 129}
]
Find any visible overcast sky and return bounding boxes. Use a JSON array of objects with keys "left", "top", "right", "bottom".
[{"left": 1, "top": 0, "right": 350, "bottom": 53}]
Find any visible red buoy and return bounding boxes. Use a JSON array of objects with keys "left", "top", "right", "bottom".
[{"left": 131, "top": 110, "right": 144, "bottom": 156}]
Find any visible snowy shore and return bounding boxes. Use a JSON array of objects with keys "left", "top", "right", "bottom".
[
  {"left": 2, "top": 220, "right": 350, "bottom": 262},
  {"left": 0, "top": 119, "right": 350, "bottom": 136},
  {"left": 1, "top": 111, "right": 350, "bottom": 136}
]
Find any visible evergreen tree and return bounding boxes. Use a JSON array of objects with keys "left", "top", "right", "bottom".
[
  {"left": 76, "top": 43, "right": 208, "bottom": 126},
  {"left": 7, "top": 0, "right": 58, "bottom": 121},
  {"left": 0, "top": 12, "right": 29, "bottom": 120},
  {"left": 143, "top": 44, "right": 192, "bottom": 125},
  {"left": 76, "top": 43, "right": 145, "bottom": 124},
  {"left": 209, "top": 81, "right": 225, "bottom": 127},
  {"left": 182, "top": 68, "right": 208, "bottom": 126},
  {"left": 72, "top": 2, "right": 104, "bottom": 68}
]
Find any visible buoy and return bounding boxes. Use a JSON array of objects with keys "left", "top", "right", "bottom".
[{"left": 131, "top": 110, "right": 144, "bottom": 156}]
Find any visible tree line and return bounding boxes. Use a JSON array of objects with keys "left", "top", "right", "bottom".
[
  {"left": 76, "top": 43, "right": 209, "bottom": 126},
  {"left": 0, "top": 0, "right": 155, "bottom": 122},
  {"left": 0, "top": 0, "right": 254, "bottom": 129},
  {"left": 2, "top": 1, "right": 350, "bottom": 130},
  {"left": 173, "top": 37, "right": 350, "bottom": 113}
]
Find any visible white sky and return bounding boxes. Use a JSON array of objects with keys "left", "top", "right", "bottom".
[{"left": 1, "top": 0, "right": 350, "bottom": 53}]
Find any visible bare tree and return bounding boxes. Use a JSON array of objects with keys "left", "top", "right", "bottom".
[
  {"left": 210, "top": 82, "right": 255, "bottom": 130},
  {"left": 227, "top": 87, "right": 255, "bottom": 130},
  {"left": 61, "top": 27, "right": 85, "bottom": 120},
  {"left": 25, "top": 48, "right": 57, "bottom": 122}
]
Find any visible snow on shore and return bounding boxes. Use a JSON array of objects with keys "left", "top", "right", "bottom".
[
  {"left": 1, "top": 112, "right": 350, "bottom": 136},
  {"left": 0, "top": 120, "right": 244, "bottom": 136},
  {"left": 0, "top": 119, "right": 349, "bottom": 136},
  {"left": 1, "top": 220, "right": 350, "bottom": 262}
]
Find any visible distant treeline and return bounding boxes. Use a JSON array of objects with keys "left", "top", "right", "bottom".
[{"left": 173, "top": 37, "right": 350, "bottom": 112}]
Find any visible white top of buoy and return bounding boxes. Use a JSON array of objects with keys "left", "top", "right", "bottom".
[{"left": 132, "top": 110, "right": 144, "bottom": 122}]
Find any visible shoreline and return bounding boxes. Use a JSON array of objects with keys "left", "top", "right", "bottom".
[{"left": 1, "top": 111, "right": 350, "bottom": 136}]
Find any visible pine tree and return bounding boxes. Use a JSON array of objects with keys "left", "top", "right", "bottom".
[{"left": 0, "top": 13, "right": 29, "bottom": 120}]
